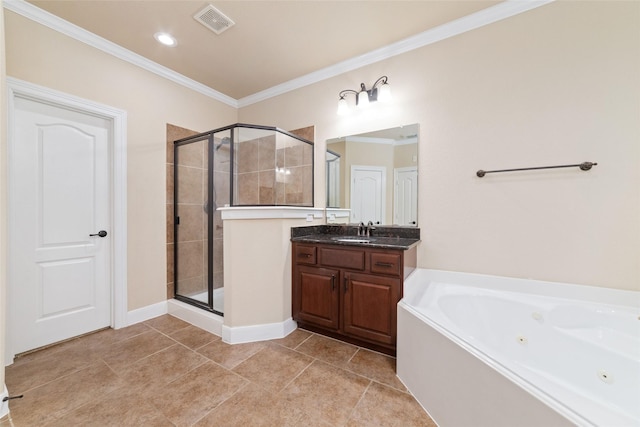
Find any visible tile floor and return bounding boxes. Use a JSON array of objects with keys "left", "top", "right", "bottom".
[{"left": 1, "top": 315, "right": 436, "bottom": 426}]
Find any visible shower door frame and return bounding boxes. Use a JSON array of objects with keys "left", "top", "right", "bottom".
[
  {"left": 173, "top": 122, "right": 315, "bottom": 314},
  {"left": 173, "top": 131, "right": 220, "bottom": 314}
]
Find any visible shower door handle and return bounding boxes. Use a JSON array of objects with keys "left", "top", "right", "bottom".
[{"left": 89, "top": 230, "right": 108, "bottom": 237}]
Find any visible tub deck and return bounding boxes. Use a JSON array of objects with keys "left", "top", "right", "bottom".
[{"left": 397, "top": 269, "right": 640, "bottom": 427}]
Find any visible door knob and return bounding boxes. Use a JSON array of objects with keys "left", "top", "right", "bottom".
[{"left": 90, "top": 230, "right": 108, "bottom": 237}]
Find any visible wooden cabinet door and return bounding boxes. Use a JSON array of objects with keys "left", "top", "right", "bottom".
[
  {"left": 293, "top": 265, "right": 340, "bottom": 331},
  {"left": 342, "top": 272, "right": 400, "bottom": 345}
]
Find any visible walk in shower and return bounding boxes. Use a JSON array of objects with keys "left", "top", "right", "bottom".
[{"left": 173, "top": 124, "right": 314, "bottom": 315}]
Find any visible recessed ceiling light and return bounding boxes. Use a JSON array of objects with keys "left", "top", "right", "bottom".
[{"left": 154, "top": 32, "right": 177, "bottom": 47}]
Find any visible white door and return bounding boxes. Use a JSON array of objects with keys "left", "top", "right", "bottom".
[
  {"left": 350, "top": 166, "right": 385, "bottom": 224},
  {"left": 9, "top": 96, "right": 112, "bottom": 355},
  {"left": 394, "top": 167, "right": 418, "bottom": 226}
]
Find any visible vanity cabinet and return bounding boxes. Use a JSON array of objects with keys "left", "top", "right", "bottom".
[{"left": 292, "top": 242, "right": 415, "bottom": 354}]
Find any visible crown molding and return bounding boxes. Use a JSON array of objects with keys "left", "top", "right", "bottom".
[
  {"left": 236, "top": 0, "right": 554, "bottom": 107},
  {"left": 3, "top": 0, "right": 239, "bottom": 108},
  {"left": 4, "top": 0, "right": 553, "bottom": 109}
]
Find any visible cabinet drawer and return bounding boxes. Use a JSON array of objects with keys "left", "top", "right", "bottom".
[
  {"left": 295, "top": 245, "right": 317, "bottom": 265},
  {"left": 320, "top": 247, "right": 365, "bottom": 270},
  {"left": 370, "top": 252, "right": 401, "bottom": 276}
]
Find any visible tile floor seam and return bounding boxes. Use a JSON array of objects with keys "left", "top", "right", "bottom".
[
  {"left": 170, "top": 339, "right": 205, "bottom": 355},
  {"left": 371, "top": 376, "right": 412, "bottom": 394},
  {"left": 107, "top": 328, "right": 151, "bottom": 344},
  {"left": 9, "top": 358, "right": 106, "bottom": 396},
  {"left": 31, "top": 360, "right": 118, "bottom": 425},
  {"left": 144, "top": 324, "right": 186, "bottom": 341},
  {"left": 101, "top": 341, "right": 178, "bottom": 373},
  {"left": 346, "top": 347, "right": 360, "bottom": 364},
  {"left": 285, "top": 343, "right": 385, "bottom": 387},
  {"left": 291, "top": 331, "right": 314, "bottom": 350},
  {"left": 101, "top": 353, "right": 128, "bottom": 378},
  {"left": 191, "top": 339, "right": 220, "bottom": 353},
  {"left": 280, "top": 345, "right": 390, "bottom": 389},
  {"left": 195, "top": 351, "right": 235, "bottom": 371},
  {"left": 131, "top": 350, "right": 211, "bottom": 390},
  {"left": 272, "top": 355, "right": 315, "bottom": 394},
  {"left": 344, "top": 379, "right": 374, "bottom": 427},
  {"left": 46, "top": 383, "right": 124, "bottom": 426},
  {"left": 213, "top": 355, "right": 259, "bottom": 387},
  {"left": 153, "top": 324, "right": 221, "bottom": 354},
  {"left": 189, "top": 380, "right": 252, "bottom": 426}
]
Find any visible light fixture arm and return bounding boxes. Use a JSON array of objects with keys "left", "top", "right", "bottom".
[
  {"left": 371, "top": 76, "right": 388, "bottom": 90},
  {"left": 336, "top": 76, "right": 391, "bottom": 114},
  {"left": 338, "top": 89, "right": 359, "bottom": 100}
]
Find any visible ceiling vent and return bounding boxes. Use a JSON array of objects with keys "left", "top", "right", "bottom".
[{"left": 194, "top": 4, "right": 235, "bottom": 35}]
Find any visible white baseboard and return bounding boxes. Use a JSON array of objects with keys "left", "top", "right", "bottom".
[
  {"left": 0, "top": 384, "right": 9, "bottom": 418},
  {"left": 131, "top": 299, "right": 297, "bottom": 345},
  {"left": 167, "top": 299, "right": 223, "bottom": 336},
  {"left": 222, "top": 318, "right": 297, "bottom": 344},
  {"left": 125, "top": 301, "right": 168, "bottom": 326}
]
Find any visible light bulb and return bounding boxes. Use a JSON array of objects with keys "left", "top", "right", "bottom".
[
  {"left": 357, "top": 90, "right": 369, "bottom": 107},
  {"left": 378, "top": 82, "right": 391, "bottom": 102},
  {"left": 337, "top": 97, "right": 349, "bottom": 115},
  {"left": 154, "top": 32, "right": 177, "bottom": 47}
]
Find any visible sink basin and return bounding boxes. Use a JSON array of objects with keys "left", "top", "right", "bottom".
[{"left": 331, "top": 237, "right": 372, "bottom": 243}]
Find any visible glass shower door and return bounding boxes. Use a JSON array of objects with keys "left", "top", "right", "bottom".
[{"left": 174, "top": 133, "right": 223, "bottom": 314}]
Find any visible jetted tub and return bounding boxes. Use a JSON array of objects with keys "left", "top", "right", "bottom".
[{"left": 397, "top": 269, "right": 640, "bottom": 427}]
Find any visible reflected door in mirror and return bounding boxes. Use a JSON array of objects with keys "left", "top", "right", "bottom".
[
  {"left": 350, "top": 166, "right": 385, "bottom": 224},
  {"left": 394, "top": 167, "right": 418, "bottom": 226}
]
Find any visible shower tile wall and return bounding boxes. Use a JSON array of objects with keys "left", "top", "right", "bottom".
[
  {"left": 288, "top": 126, "right": 314, "bottom": 206},
  {"left": 235, "top": 127, "right": 314, "bottom": 206},
  {"left": 177, "top": 139, "right": 207, "bottom": 299},
  {"left": 236, "top": 135, "right": 276, "bottom": 204},
  {"left": 167, "top": 124, "right": 204, "bottom": 300}
]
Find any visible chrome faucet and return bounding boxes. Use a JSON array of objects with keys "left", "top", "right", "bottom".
[
  {"left": 358, "top": 222, "right": 365, "bottom": 236},
  {"left": 366, "top": 221, "right": 376, "bottom": 237}
]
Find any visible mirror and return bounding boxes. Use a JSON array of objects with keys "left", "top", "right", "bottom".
[{"left": 326, "top": 124, "right": 418, "bottom": 226}]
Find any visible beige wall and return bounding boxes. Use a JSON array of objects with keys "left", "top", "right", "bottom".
[
  {"left": 0, "top": 0, "right": 7, "bottom": 385},
  {"left": 224, "top": 217, "right": 323, "bottom": 327},
  {"left": 394, "top": 143, "right": 418, "bottom": 169},
  {"left": 240, "top": 1, "right": 640, "bottom": 291},
  {"left": 3, "top": 10, "right": 237, "bottom": 311}
]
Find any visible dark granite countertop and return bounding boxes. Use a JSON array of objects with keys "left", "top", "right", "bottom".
[{"left": 291, "top": 225, "right": 420, "bottom": 250}]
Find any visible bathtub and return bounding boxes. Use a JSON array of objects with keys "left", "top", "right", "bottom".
[{"left": 397, "top": 269, "right": 640, "bottom": 427}]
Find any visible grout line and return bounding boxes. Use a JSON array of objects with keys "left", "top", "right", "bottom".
[
  {"left": 291, "top": 331, "right": 314, "bottom": 350},
  {"left": 190, "top": 381, "right": 251, "bottom": 426},
  {"left": 346, "top": 347, "right": 359, "bottom": 364},
  {"left": 344, "top": 380, "right": 373, "bottom": 426},
  {"left": 277, "top": 356, "right": 315, "bottom": 393}
]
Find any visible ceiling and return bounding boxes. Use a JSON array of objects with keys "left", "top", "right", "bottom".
[{"left": 28, "top": 1, "right": 499, "bottom": 101}]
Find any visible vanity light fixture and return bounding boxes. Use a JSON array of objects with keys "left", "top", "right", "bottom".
[
  {"left": 154, "top": 32, "right": 177, "bottom": 47},
  {"left": 337, "top": 76, "right": 391, "bottom": 115}
]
